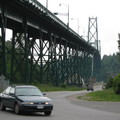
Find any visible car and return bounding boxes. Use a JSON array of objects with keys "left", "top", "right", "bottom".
[
  {"left": 0, "top": 85, "right": 53, "bottom": 116},
  {"left": 87, "top": 84, "right": 94, "bottom": 91}
]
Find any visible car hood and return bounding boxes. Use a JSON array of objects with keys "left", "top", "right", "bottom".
[{"left": 17, "top": 96, "right": 52, "bottom": 102}]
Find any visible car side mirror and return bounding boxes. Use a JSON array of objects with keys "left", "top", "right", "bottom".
[
  {"left": 9, "top": 93, "right": 15, "bottom": 96},
  {"left": 42, "top": 93, "right": 46, "bottom": 96}
]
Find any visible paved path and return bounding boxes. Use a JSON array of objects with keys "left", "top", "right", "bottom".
[
  {"left": 66, "top": 92, "right": 120, "bottom": 114},
  {"left": 66, "top": 84, "right": 120, "bottom": 114},
  {"left": 0, "top": 85, "right": 120, "bottom": 120}
]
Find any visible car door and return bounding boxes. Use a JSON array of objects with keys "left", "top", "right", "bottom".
[
  {"left": 8, "top": 87, "right": 16, "bottom": 109},
  {"left": 1, "top": 87, "right": 11, "bottom": 107}
]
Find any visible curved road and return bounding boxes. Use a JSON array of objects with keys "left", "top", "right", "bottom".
[{"left": 0, "top": 86, "right": 120, "bottom": 120}]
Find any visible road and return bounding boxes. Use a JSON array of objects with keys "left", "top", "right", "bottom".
[{"left": 0, "top": 86, "right": 120, "bottom": 120}]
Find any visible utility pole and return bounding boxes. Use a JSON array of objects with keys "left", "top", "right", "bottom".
[
  {"left": 46, "top": 0, "right": 48, "bottom": 9},
  {"left": 58, "top": 3, "right": 69, "bottom": 27}
]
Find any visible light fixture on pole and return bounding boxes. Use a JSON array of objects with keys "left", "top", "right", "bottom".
[
  {"left": 46, "top": 0, "right": 48, "bottom": 9},
  {"left": 59, "top": 3, "right": 69, "bottom": 27}
]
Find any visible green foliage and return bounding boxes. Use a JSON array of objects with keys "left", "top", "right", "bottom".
[
  {"left": 101, "top": 54, "right": 120, "bottom": 82},
  {"left": 105, "top": 73, "right": 120, "bottom": 95},
  {"left": 78, "top": 88, "right": 120, "bottom": 101},
  {"left": 105, "top": 78, "right": 114, "bottom": 89},
  {"left": 113, "top": 73, "right": 120, "bottom": 94},
  {"left": 59, "top": 82, "right": 67, "bottom": 88},
  {"left": 32, "top": 83, "right": 85, "bottom": 92},
  {"left": 101, "top": 54, "right": 120, "bottom": 94}
]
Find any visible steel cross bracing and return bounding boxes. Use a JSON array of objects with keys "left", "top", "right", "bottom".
[
  {"left": 0, "top": 0, "right": 100, "bottom": 86},
  {"left": 88, "top": 17, "right": 99, "bottom": 51},
  {"left": 87, "top": 17, "right": 101, "bottom": 81}
]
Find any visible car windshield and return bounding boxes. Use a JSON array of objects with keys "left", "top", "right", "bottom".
[{"left": 16, "top": 87, "right": 43, "bottom": 96}]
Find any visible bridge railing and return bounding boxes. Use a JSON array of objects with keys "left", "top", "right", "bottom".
[{"left": 18, "top": 0, "right": 90, "bottom": 47}]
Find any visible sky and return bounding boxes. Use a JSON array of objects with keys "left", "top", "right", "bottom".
[{"left": 37, "top": 0, "right": 120, "bottom": 58}]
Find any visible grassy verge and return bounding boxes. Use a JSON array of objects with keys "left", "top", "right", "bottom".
[
  {"left": 35, "top": 84, "right": 85, "bottom": 92},
  {"left": 78, "top": 88, "right": 120, "bottom": 102},
  {"left": 0, "top": 84, "right": 85, "bottom": 92}
]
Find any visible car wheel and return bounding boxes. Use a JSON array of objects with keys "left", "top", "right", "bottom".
[
  {"left": 0, "top": 101, "right": 6, "bottom": 111},
  {"left": 44, "top": 111, "right": 52, "bottom": 116},
  {"left": 14, "top": 103, "right": 21, "bottom": 114}
]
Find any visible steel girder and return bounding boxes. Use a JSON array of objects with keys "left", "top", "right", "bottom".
[
  {"left": 0, "top": 4, "right": 6, "bottom": 77},
  {"left": 0, "top": 27, "right": 94, "bottom": 86},
  {"left": 0, "top": 0, "right": 100, "bottom": 86}
]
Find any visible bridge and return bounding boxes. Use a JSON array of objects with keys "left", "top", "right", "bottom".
[{"left": 0, "top": 0, "right": 100, "bottom": 86}]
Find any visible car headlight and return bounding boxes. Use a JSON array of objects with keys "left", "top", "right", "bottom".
[
  {"left": 22, "top": 102, "right": 34, "bottom": 105},
  {"left": 45, "top": 101, "right": 52, "bottom": 105}
]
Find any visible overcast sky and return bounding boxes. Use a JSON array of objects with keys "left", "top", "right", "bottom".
[{"left": 38, "top": 0, "right": 120, "bottom": 57}]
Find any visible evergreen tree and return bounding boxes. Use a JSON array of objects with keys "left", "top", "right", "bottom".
[{"left": 101, "top": 54, "right": 120, "bottom": 82}]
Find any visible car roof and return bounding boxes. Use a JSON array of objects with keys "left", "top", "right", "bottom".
[{"left": 11, "top": 85, "right": 37, "bottom": 88}]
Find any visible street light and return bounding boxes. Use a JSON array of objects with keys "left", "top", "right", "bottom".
[
  {"left": 71, "top": 18, "right": 80, "bottom": 34},
  {"left": 59, "top": 3, "right": 69, "bottom": 27},
  {"left": 46, "top": 0, "right": 48, "bottom": 9}
]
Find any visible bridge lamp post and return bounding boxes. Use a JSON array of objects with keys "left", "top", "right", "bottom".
[
  {"left": 46, "top": 0, "right": 48, "bottom": 9},
  {"left": 71, "top": 18, "right": 80, "bottom": 34},
  {"left": 60, "top": 3, "right": 69, "bottom": 27},
  {"left": 59, "top": 3, "right": 69, "bottom": 27},
  {"left": 55, "top": 3, "right": 69, "bottom": 27}
]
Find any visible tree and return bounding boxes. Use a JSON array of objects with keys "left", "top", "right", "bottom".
[
  {"left": 113, "top": 73, "right": 120, "bottom": 94},
  {"left": 101, "top": 54, "right": 120, "bottom": 82}
]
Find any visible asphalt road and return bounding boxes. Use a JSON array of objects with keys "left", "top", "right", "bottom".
[{"left": 0, "top": 86, "right": 120, "bottom": 120}]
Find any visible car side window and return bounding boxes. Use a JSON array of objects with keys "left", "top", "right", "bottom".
[
  {"left": 4, "top": 87, "right": 11, "bottom": 94},
  {"left": 9, "top": 87, "right": 15, "bottom": 95}
]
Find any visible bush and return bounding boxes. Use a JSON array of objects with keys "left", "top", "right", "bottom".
[
  {"left": 105, "top": 78, "right": 114, "bottom": 89},
  {"left": 60, "top": 83, "right": 67, "bottom": 88},
  {"left": 113, "top": 74, "right": 120, "bottom": 94}
]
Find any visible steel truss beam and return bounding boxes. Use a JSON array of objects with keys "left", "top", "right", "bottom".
[
  {"left": 0, "top": 4, "right": 6, "bottom": 76},
  {"left": 0, "top": 0, "right": 100, "bottom": 86}
]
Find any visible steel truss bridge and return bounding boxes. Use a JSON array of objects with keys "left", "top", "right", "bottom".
[{"left": 0, "top": 0, "right": 101, "bottom": 86}]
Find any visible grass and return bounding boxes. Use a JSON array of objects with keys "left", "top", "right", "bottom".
[
  {"left": 0, "top": 84, "right": 85, "bottom": 92},
  {"left": 78, "top": 88, "right": 120, "bottom": 102},
  {"left": 35, "top": 84, "right": 85, "bottom": 92}
]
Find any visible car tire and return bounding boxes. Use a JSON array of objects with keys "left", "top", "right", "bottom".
[
  {"left": 14, "top": 103, "right": 21, "bottom": 114},
  {"left": 0, "top": 101, "right": 6, "bottom": 111},
  {"left": 44, "top": 111, "right": 52, "bottom": 116}
]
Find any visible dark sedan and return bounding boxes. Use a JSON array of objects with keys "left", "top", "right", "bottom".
[{"left": 0, "top": 85, "right": 53, "bottom": 115}]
